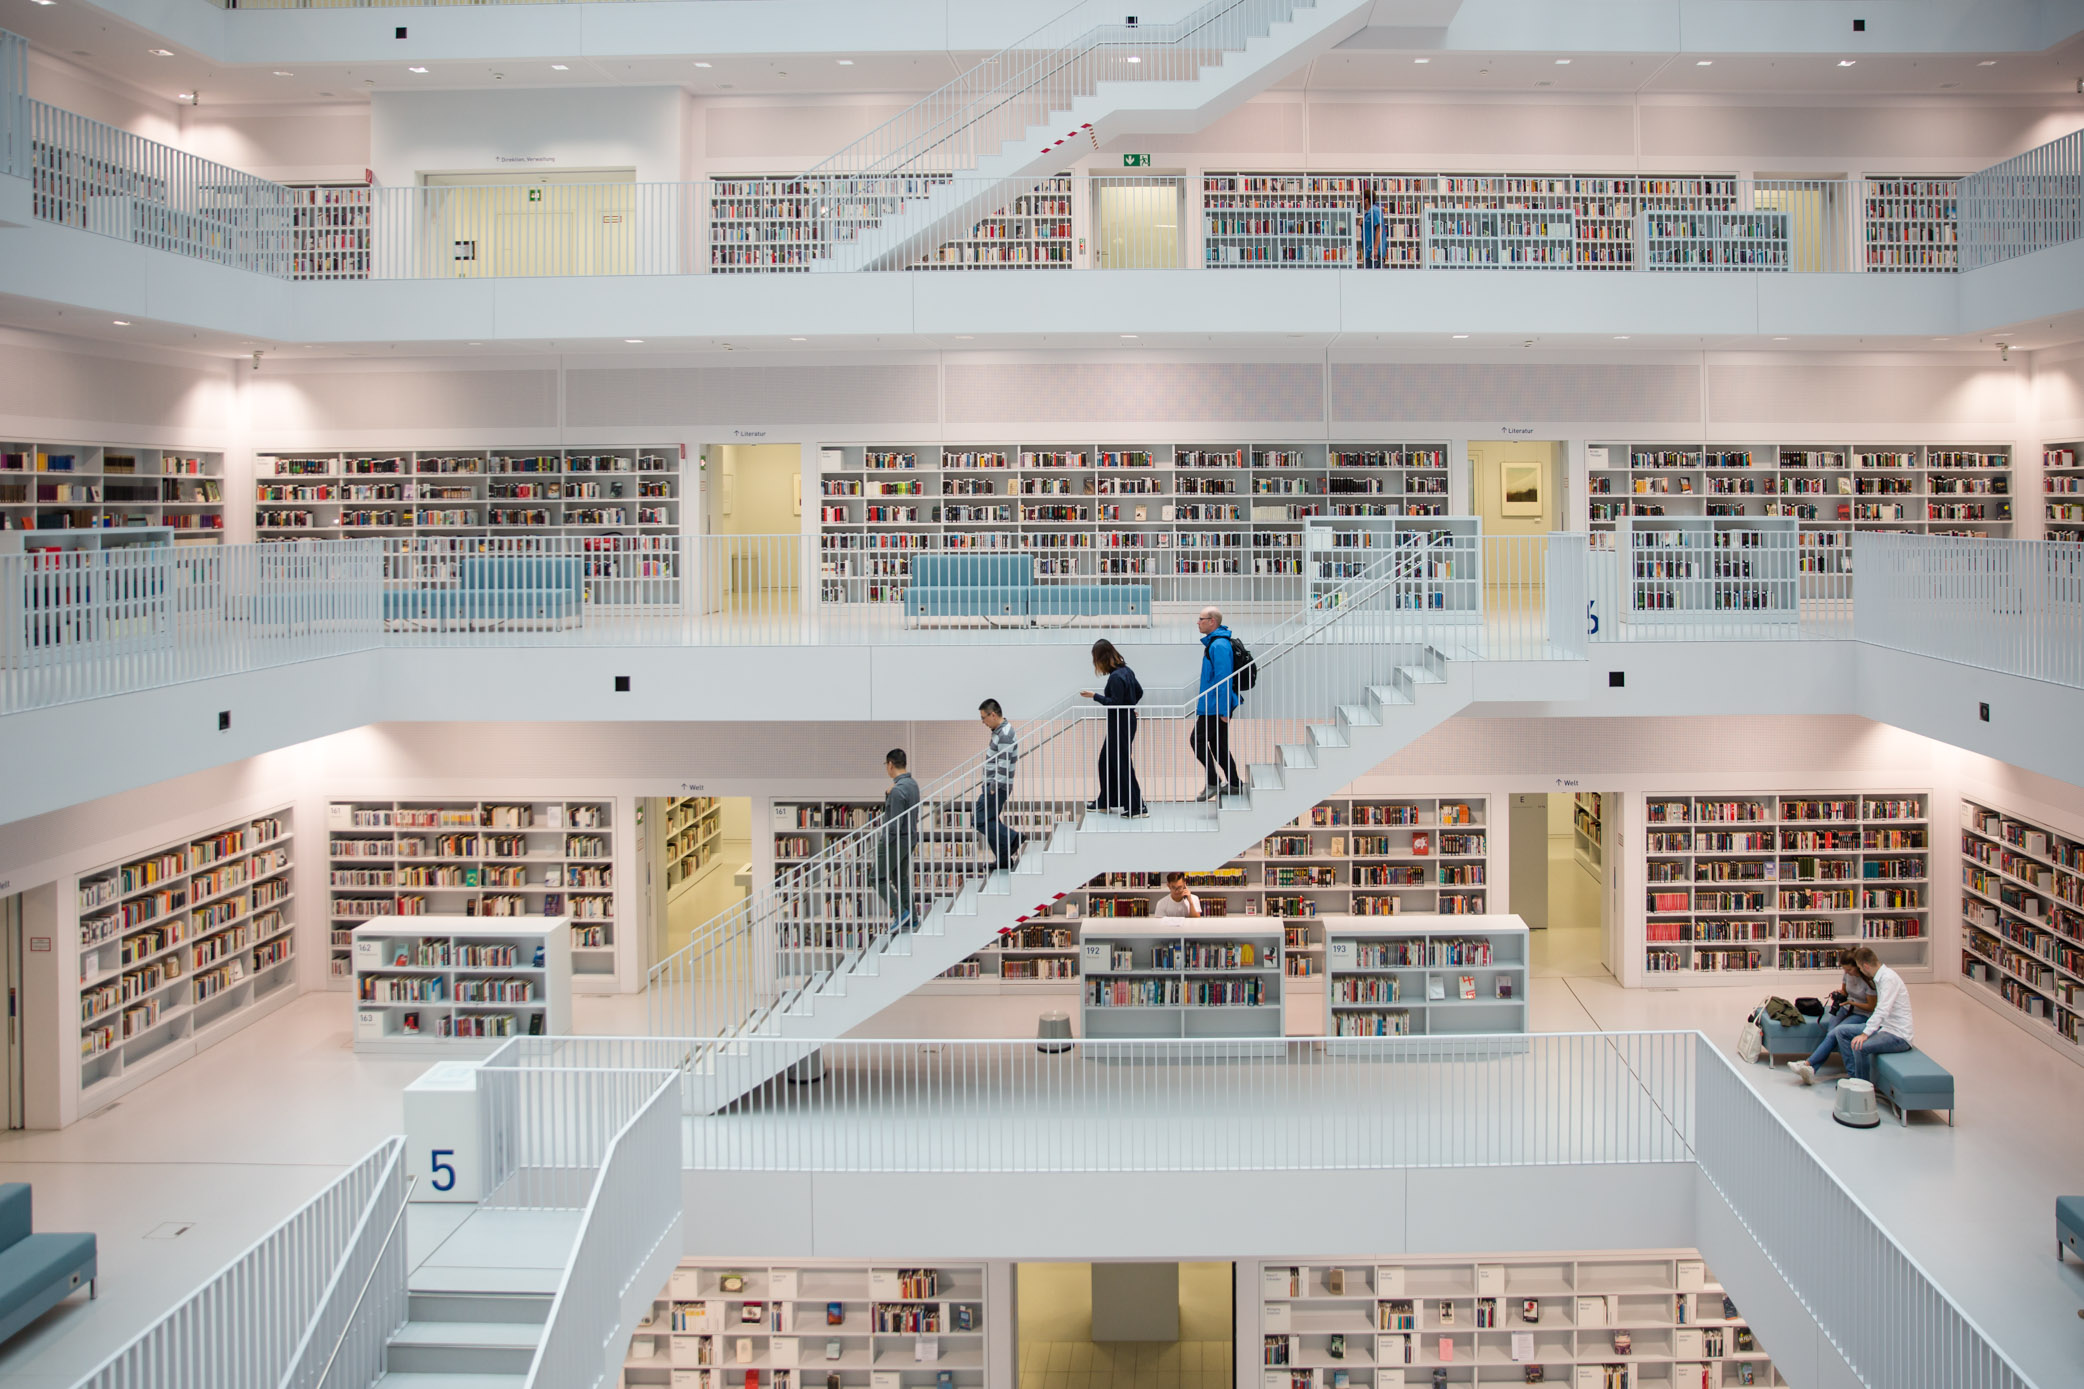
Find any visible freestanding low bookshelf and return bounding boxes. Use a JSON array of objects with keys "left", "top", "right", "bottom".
[
  {"left": 351, "top": 915, "right": 571, "bottom": 1055},
  {"left": 2046, "top": 443, "right": 2084, "bottom": 542},
  {"left": 1322, "top": 915, "right": 1529, "bottom": 1038},
  {"left": 1081, "top": 917, "right": 1285, "bottom": 1041}
]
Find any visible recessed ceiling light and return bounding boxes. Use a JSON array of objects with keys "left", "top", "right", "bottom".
[
  {"left": 29, "top": 1, "right": 54, "bottom": 7},
  {"left": 1838, "top": 60, "right": 1856, "bottom": 66},
  {"left": 1977, "top": 60, "right": 1997, "bottom": 66},
  {"left": 789, "top": 336, "right": 807, "bottom": 342},
  {"left": 624, "top": 339, "right": 644, "bottom": 344},
  {"left": 1414, "top": 58, "right": 1430, "bottom": 64},
  {"left": 836, "top": 59, "right": 853, "bottom": 66},
  {"left": 468, "top": 342, "right": 483, "bottom": 347},
  {"left": 1613, "top": 335, "right": 1630, "bottom": 340},
  {"left": 148, "top": 48, "right": 172, "bottom": 57},
  {"left": 693, "top": 61, "right": 712, "bottom": 68},
  {"left": 551, "top": 64, "right": 569, "bottom": 71},
  {"left": 112, "top": 320, "right": 131, "bottom": 326},
  {"left": 1772, "top": 336, "right": 1790, "bottom": 342},
  {"left": 177, "top": 93, "right": 194, "bottom": 100},
  {"left": 1451, "top": 334, "right": 1468, "bottom": 339},
  {"left": 1125, "top": 55, "right": 1141, "bottom": 64},
  {"left": 273, "top": 70, "right": 294, "bottom": 77},
  {"left": 1555, "top": 59, "right": 1571, "bottom": 65},
  {"left": 1120, "top": 334, "right": 1139, "bottom": 339},
  {"left": 408, "top": 66, "right": 428, "bottom": 73},
  {"left": 1696, "top": 60, "right": 1713, "bottom": 66},
  {"left": 954, "top": 335, "right": 974, "bottom": 341}
]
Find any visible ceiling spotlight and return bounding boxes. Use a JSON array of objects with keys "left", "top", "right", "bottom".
[
  {"left": 1977, "top": 60, "right": 1997, "bottom": 66},
  {"left": 177, "top": 92, "right": 194, "bottom": 100},
  {"left": 624, "top": 339, "right": 644, "bottom": 344},
  {"left": 1451, "top": 334, "right": 1469, "bottom": 339},
  {"left": 1696, "top": 60, "right": 1713, "bottom": 66},
  {"left": 408, "top": 66, "right": 428, "bottom": 73},
  {"left": 272, "top": 70, "right": 293, "bottom": 77},
  {"left": 1838, "top": 59, "right": 1856, "bottom": 66},
  {"left": 1126, "top": 54, "right": 1141, "bottom": 63},
  {"left": 693, "top": 61, "right": 712, "bottom": 68},
  {"left": 1414, "top": 58, "right": 1430, "bottom": 65},
  {"left": 788, "top": 336, "right": 807, "bottom": 342},
  {"left": 29, "top": 1, "right": 54, "bottom": 7},
  {"left": 1772, "top": 336, "right": 1790, "bottom": 342},
  {"left": 112, "top": 320, "right": 133, "bottom": 327},
  {"left": 954, "top": 335, "right": 974, "bottom": 341},
  {"left": 468, "top": 342, "right": 483, "bottom": 347},
  {"left": 148, "top": 48, "right": 172, "bottom": 56},
  {"left": 1555, "top": 59, "right": 1571, "bottom": 65},
  {"left": 836, "top": 59, "right": 854, "bottom": 66},
  {"left": 551, "top": 64, "right": 569, "bottom": 71},
  {"left": 1120, "top": 334, "right": 1139, "bottom": 339},
  {"left": 1613, "top": 335, "right": 1630, "bottom": 340}
]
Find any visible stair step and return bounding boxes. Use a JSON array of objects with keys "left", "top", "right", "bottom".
[
  {"left": 407, "top": 1293, "right": 552, "bottom": 1325},
  {"left": 377, "top": 1375, "right": 527, "bottom": 1389},
  {"left": 1279, "top": 743, "right": 1316, "bottom": 770},
  {"left": 1402, "top": 662, "right": 1444, "bottom": 684},
  {"left": 388, "top": 1321, "right": 542, "bottom": 1375},
  {"left": 1368, "top": 683, "right": 1413, "bottom": 709},
  {"left": 1249, "top": 764, "right": 1284, "bottom": 792},
  {"left": 982, "top": 870, "right": 1012, "bottom": 896},
  {"left": 1337, "top": 704, "right": 1380, "bottom": 729},
  {"left": 1307, "top": 723, "right": 1348, "bottom": 750}
]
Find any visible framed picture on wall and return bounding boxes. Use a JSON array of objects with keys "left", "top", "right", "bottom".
[{"left": 1500, "top": 462, "right": 1542, "bottom": 517}]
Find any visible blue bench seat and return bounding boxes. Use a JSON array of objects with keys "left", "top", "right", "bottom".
[
  {"left": 1759, "top": 1017, "right": 1829, "bottom": 1065},
  {"left": 902, "top": 553, "right": 1150, "bottom": 628},
  {"left": 385, "top": 555, "right": 583, "bottom": 631},
  {"left": 0, "top": 1185, "right": 95, "bottom": 1347},
  {"left": 2059, "top": 1196, "right": 2084, "bottom": 1263},
  {"left": 1870, "top": 1049, "right": 1955, "bottom": 1126}
]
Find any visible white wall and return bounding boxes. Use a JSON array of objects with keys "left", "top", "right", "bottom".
[{"left": 369, "top": 86, "right": 690, "bottom": 186}]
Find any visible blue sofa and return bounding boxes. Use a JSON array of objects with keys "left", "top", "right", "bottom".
[
  {"left": 2059, "top": 1196, "right": 2083, "bottom": 1263},
  {"left": 902, "top": 553, "right": 1150, "bottom": 627},
  {"left": 0, "top": 1184, "right": 95, "bottom": 1347},
  {"left": 385, "top": 555, "right": 584, "bottom": 631}
]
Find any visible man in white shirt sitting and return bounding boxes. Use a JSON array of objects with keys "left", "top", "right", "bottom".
[
  {"left": 1795, "top": 944, "right": 1912, "bottom": 1087},
  {"left": 1151, "top": 872, "right": 1202, "bottom": 919}
]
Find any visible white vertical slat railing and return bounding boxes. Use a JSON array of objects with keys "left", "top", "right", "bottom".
[
  {"left": 0, "top": 28, "right": 25, "bottom": 180},
  {"left": 1959, "top": 127, "right": 2084, "bottom": 270},
  {"left": 1853, "top": 532, "right": 2084, "bottom": 688},
  {"left": 73, "top": 1138, "right": 404, "bottom": 1389}
]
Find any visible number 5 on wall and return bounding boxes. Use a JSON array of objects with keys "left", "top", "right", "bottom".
[
  {"left": 1586, "top": 599, "right": 1600, "bottom": 637},
  {"left": 430, "top": 1149, "right": 457, "bottom": 1193}
]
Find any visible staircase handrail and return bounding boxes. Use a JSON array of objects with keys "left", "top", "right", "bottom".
[
  {"left": 291, "top": 1176, "right": 418, "bottom": 1389},
  {"left": 647, "top": 534, "right": 1447, "bottom": 1037},
  {"left": 804, "top": 0, "right": 1301, "bottom": 183}
]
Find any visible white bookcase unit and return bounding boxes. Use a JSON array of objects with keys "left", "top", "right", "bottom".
[
  {"left": 1640, "top": 209, "right": 1790, "bottom": 270},
  {"left": 1303, "top": 516, "right": 1480, "bottom": 618},
  {"left": 667, "top": 797, "right": 726, "bottom": 897},
  {"left": 255, "top": 446, "right": 681, "bottom": 549},
  {"left": 1864, "top": 177, "right": 1958, "bottom": 272},
  {"left": 1641, "top": 792, "right": 1930, "bottom": 981},
  {"left": 351, "top": 915, "right": 571, "bottom": 1054},
  {"left": 2046, "top": 443, "right": 2084, "bottom": 542},
  {"left": 1573, "top": 794, "right": 1604, "bottom": 874},
  {"left": 1585, "top": 442, "right": 2011, "bottom": 540},
  {"left": 284, "top": 182, "right": 373, "bottom": 280},
  {"left": 1081, "top": 918, "right": 1285, "bottom": 1041},
  {"left": 1422, "top": 206, "right": 1575, "bottom": 267},
  {"left": 914, "top": 175, "right": 1074, "bottom": 269},
  {"left": 622, "top": 1260, "right": 989, "bottom": 1389},
  {"left": 709, "top": 174, "right": 954, "bottom": 273},
  {"left": 2, "top": 442, "right": 225, "bottom": 542},
  {"left": 1323, "top": 916, "right": 1528, "bottom": 1037},
  {"left": 326, "top": 797, "right": 618, "bottom": 989},
  {"left": 75, "top": 809, "right": 297, "bottom": 1114},
  {"left": 1254, "top": 1253, "right": 1783, "bottom": 1388},
  {"left": 1620, "top": 516, "right": 1799, "bottom": 625},
  {"left": 1958, "top": 799, "right": 2084, "bottom": 1063},
  {"left": 815, "top": 442, "right": 1451, "bottom": 607}
]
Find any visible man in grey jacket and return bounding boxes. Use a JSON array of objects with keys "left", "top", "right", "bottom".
[{"left": 876, "top": 748, "right": 921, "bottom": 931}]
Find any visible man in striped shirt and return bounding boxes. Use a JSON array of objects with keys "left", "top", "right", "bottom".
[{"left": 975, "top": 699, "right": 1025, "bottom": 874}]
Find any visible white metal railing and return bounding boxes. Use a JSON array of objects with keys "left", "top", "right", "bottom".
[
  {"left": 281, "top": 1171, "right": 416, "bottom": 1389},
  {"left": 1694, "top": 1047, "right": 2035, "bottom": 1389},
  {"left": 1960, "top": 128, "right": 2084, "bottom": 270},
  {"left": 368, "top": 182, "right": 698, "bottom": 279},
  {"left": 0, "top": 542, "right": 385, "bottom": 715},
  {"left": 73, "top": 1137, "right": 405, "bottom": 1389},
  {"left": 1586, "top": 527, "right": 1857, "bottom": 643},
  {"left": 1852, "top": 533, "right": 2084, "bottom": 688},
  {"left": 513, "top": 1068, "right": 683, "bottom": 1389},
  {"left": 646, "top": 536, "right": 1480, "bottom": 1039},
  {"left": 1, "top": 29, "right": 24, "bottom": 180},
  {"left": 475, "top": 1060, "right": 685, "bottom": 1211}
]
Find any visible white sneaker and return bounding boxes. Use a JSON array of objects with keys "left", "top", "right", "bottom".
[{"left": 1788, "top": 1061, "right": 1816, "bottom": 1086}]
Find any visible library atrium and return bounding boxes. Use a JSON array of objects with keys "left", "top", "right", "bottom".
[{"left": 1, "top": 1, "right": 2083, "bottom": 1386}]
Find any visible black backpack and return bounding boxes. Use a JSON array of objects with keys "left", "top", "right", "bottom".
[{"left": 1226, "top": 634, "right": 1257, "bottom": 694}]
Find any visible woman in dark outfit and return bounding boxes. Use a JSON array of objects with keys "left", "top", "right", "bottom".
[{"left": 1081, "top": 639, "right": 1147, "bottom": 817}]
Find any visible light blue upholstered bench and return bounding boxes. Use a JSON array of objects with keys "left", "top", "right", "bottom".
[
  {"left": 1759, "top": 1017, "right": 1829, "bottom": 1066},
  {"left": 902, "top": 554, "right": 1151, "bottom": 628},
  {"left": 0, "top": 1184, "right": 95, "bottom": 1347},
  {"left": 1870, "top": 1049, "right": 1955, "bottom": 1126},
  {"left": 2059, "top": 1196, "right": 2084, "bottom": 1263},
  {"left": 385, "top": 555, "right": 583, "bottom": 631}
]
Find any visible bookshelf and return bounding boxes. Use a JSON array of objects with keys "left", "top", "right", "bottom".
[
  {"left": 1958, "top": 799, "right": 2084, "bottom": 1063},
  {"left": 815, "top": 442, "right": 1451, "bottom": 606},
  {"left": 254, "top": 445, "right": 682, "bottom": 547},
  {"left": 351, "top": 915, "right": 571, "bottom": 1054},
  {"left": 1640, "top": 209, "right": 1791, "bottom": 271},
  {"left": 1203, "top": 173, "right": 1361, "bottom": 267},
  {"left": 913, "top": 175, "right": 1075, "bottom": 269},
  {"left": 2045, "top": 444, "right": 2084, "bottom": 542},
  {"left": 1081, "top": 918, "right": 1285, "bottom": 1041},
  {"left": 708, "top": 174, "right": 964, "bottom": 273},
  {"left": 1302, "top": 516, "right": 1479, "bottom": 617},
  {"left": 284, "top": 183, "right": 372, "bottom": 280},
  {"left": 1584, "top": 442, "right": 2012, "bottom": 540},
  {"left": 622, "top": 1261, "right": 989, "bottom": 1389},
  {"left": 1640, "top": 792, "right": 1930, "bottom": 981},
  {"left": 667, "top": 796, "right": 726, "bottom": 898},
  {"left": 75, "top": 808, "right": 297, "bottom": 1113},
  {"left": 1620, "top": 516, "right": 1800, "bottom": 624},
  {"left": 1573, "top": 794, "right": 1603, "bottom": 875},
  {"left": 2, "top": 443, "right": 225, "bottom": 542},
  {"left": 1422, "top": 206, "right": 1576, "bottom": 268},
  {"left": 1323, "top": 916, "right": 1528, "bottom": 1037},
  {"left": 1254, "top": 1253, "right": 1783, "bottom": 1387},
  {"left": 325, "top": 797, "right": 618, "bottom": 989},
  {"left": 1863, "top": 177, "right": 1959, "bottom": 273}
]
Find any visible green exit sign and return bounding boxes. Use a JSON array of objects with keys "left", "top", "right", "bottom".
[
  {"left": 528, "top": 188, "right": 543, "bottom": 202},
  {"left": 1122, "top": 154, "right": 1151, "bottom": 168}
]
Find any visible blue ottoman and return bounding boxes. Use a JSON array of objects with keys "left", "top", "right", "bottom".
[
  {"left": 2059, "top": 1197, "right": 2084, "bottom": 1263},
  {"left": 0, "top": 1184, "right": 96, "bottom": 1347},
  {"left": 1870, "top": 1050, "right": 1955, "bottom": 1126},
  {"left": 1760, "top": 1018, "right": 1828, "bottom": 1065}
]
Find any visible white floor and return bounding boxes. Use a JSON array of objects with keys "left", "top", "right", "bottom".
[{"left": 2, "top": 869, "right": 2080, "bottom": 1389}]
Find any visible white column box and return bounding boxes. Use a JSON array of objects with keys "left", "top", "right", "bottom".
[{"left": 404, "top": 1060, "right": 485, "bottom": 1203}]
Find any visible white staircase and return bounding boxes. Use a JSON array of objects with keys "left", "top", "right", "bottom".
[
  {"left": 806, "top": 0, "right": 1376, "bottom": 272},
  {"left": 376, "top": 1289, "right": 548, "bottom": 1389}
]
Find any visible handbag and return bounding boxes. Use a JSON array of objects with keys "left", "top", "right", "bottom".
[{"left": 1736, "top": 1008, "right": 1765, "bottom": 1064}]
